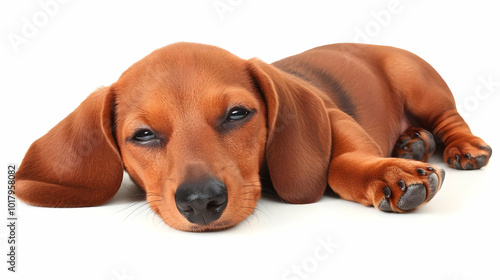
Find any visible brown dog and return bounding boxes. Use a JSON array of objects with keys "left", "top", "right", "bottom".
[{"left": 16, "top": 43, "right": 492, "bottom": 232}]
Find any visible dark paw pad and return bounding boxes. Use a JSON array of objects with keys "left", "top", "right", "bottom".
[
  {"left": 445, "top": 138, "right": 492, "bottom": 170},
  {"left": 393, "top": 127, "right": 436, "bottom": 162},
  {"left": 375, "top": 162, "right": 444, "bottom": 213},
  {"left": 378, "top": 198, "right": 392, "bottom": 212},
  {"left": 479, "top": 145, "right": 493, "bottom": 157},
  {"left": 475, "top": 155, "right": 488, "bottom": 169},
  {"left": 397, "top": 184, "right": 427, "bottom": 211},
  {"left": 395, "top": 138, "right": 425, "bottom": 161},
  {"left": 447, "top": 146, "right": 491, "bottom": 170},
  {"left": 427, "top": 172, "right": 440, "bottom": 200}
]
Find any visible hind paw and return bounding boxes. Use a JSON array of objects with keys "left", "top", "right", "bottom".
[
  {"left": 444, "top": 138, "right": 492, "bottom": 170},
  {"left": 393, "top": 127, "right": 436, "bottom": 162}
]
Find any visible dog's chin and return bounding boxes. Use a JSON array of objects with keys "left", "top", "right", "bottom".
[
  {"left": 183, "top": 220, "right": 238, "bottom": 232},
  {"left": 153, "top": 206, "right": 256, "bottom": 232},
  {"left": 164, "top": 217, "right": 244, "bottom": 232}
]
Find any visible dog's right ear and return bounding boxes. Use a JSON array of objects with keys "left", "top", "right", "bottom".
[{"left": 16, "top": 87, "right": 124, "bottom": 207}]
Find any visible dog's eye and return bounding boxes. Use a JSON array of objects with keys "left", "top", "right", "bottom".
[
  {"left": 129, "top": 128, "right": 163, "bottom": 148},
  {"left": 132, "top": 129, "right": 157, "bottom": 142},
  {"left": 226, "top": 107, "right": 249, "bottom": 122},
  {"left": 220, "top": 107, "right": 254, "bottom": 132}
]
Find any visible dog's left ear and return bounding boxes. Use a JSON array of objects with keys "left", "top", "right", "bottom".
[{"left": 247, "top": 58, "right": 331, "bottom": 203}]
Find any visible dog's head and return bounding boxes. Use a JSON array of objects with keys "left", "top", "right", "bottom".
[{"left": 16, "top": 43, "right": 331, "bottom": 231}]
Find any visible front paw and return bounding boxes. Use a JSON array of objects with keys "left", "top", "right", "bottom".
[{"left": 374, "top": 160, "right": 445, "bottom": 213}]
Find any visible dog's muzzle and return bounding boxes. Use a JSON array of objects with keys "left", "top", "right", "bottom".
[{"left": 174, "top": 177, "right": 228, "bottom": 225}]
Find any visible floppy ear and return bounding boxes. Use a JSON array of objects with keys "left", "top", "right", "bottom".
[
  {"left": 247, "top": 58, "right": 331, "bottom": 203},
  {"left": 16, "top": 87, "right": 124, "bottom": 207}
]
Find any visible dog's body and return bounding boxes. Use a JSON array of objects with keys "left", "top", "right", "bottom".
[{"left": 16, "top": 43, "right": 492, "bottom": 231}]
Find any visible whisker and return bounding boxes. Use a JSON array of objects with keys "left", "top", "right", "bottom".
[
  {"left": 256, "top": 200, "right": 273, "bottom": 214},
  {"left": 117, "top": 201, "right": 146, "bottom": 213},
  {"left": 156, "top": 217, "right": 168, "bottom": 228},
  {"left": 127, "top": 193, "right": 147, "bottom": 197},
  {"left": 239, "top": 206, "right": 257, "bottom": 210},
  {"left": 148, "top": 199, "right": 163, "bottom": 203},
  {"left": 241, "top": 191, "right": 260, "bottom": 195},
  {"left": 146, "top": 192, "right": 162, "bottom": 197},
  {"left": 131, "top": 202, "right": 156, "bottom": 218},
  {"left": 146, "top": 208, "right": 162, "bottom": 223},
  {"left": 246, "top": 180, "right": 260, "bottom": 183},
  {"left": 122, "top": 201, "right": 150, "bottom": 222},
  {"left": 242, "top": 207, "right": 262, "bottom": 227},
  {"left": 242, "top": 184, "right": 260, "bottom": 187},
  {"left": 120, "top": 183, "right": 146, "bottom": 196},
  {"left": 252, "top": 207, "right": 269, "bottom": 218},
  {"left": 250, "top": 211, "right": 260, "bottom": 224},
  {"left": 243, "top": 216, "right": 252, "bottom": 227}
]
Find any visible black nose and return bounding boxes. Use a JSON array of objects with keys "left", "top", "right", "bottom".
[{"left": 175, "top": 178, "right": 228, "bottom": 225}]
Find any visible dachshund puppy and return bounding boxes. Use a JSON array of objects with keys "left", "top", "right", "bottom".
[{"left": 16, "top": 43, "right": 492, "bottom": 232}]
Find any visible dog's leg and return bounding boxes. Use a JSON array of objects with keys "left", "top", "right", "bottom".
[
  {"left": 327, "top": 109, "right": 445, "bottom": 212},
  {"left": 404, "top": 94, "right": 492, "bottom": 169},
  {"left": 430, "top": 110, "right": 491, "bottom": 170},
  {"left": 401, "top": 83, "right": 492, "bottom": 169},
  {"left": 382, "top": 53, "right": 492, "bottom": 169},
  {"left": 392, "top": 127, "right": 436, "bottom": 162}
]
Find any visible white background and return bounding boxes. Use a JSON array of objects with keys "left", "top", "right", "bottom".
[{"left": 1, "top": 1, "right": 499, "bottom": 280}]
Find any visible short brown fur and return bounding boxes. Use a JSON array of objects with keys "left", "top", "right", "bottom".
[{"left": 16, "top": 43, "right": 492, "bottom": 231}]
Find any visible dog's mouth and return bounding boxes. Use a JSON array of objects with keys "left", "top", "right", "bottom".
[
  {"left": 148, "top": 180, "right": 261, "bottom": 232},
  {"left": 184, "top": 219, "right": 240, "bottom": 232},
  {"left": 152, "top": 202, "right": 259, "bottom": 232}
]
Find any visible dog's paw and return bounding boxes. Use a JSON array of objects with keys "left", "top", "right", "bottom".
[
  {"left": 392, "top": 127, "right": 436, "bottom": 162},
  {"left": 373, "top": 160, "right": 445, "bottom": 213},
  {"left": 444, "top": 136, "right": 492, "bottom": 170}
]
